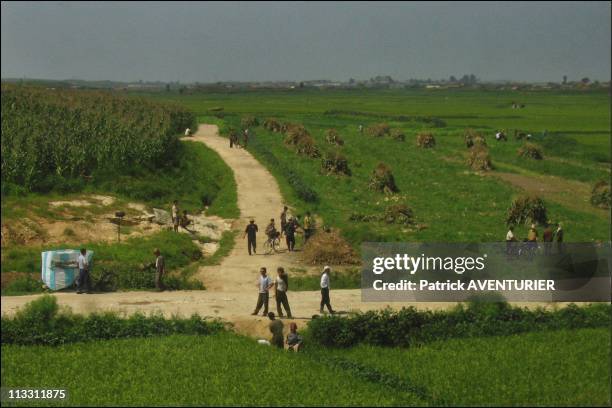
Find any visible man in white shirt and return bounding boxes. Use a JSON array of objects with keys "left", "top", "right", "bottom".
[
  {"left": 252, "top": 267, "right": 273, "bottom": 316},
  {"left": 76, "top": 248, "right": 91, "bottom": 294},
  {"left": 185, "top": 128, "right": 191, "bottom": 136},
  {"left": 505, "top": 226, "right": 517, "bottom": 256},
  {"left": 319, "top": 266, "right": 334, "bottom": 314}
]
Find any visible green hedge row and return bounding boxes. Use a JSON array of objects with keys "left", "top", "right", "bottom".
[
  {"left": 307, "top": 300, "right": 611, "bottom": 348},
  {"left": 1, "top": 295, "right": 224, "bottom": 346}
]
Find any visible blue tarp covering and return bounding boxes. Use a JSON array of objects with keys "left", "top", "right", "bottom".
[{"left": 41, "top": 250, "right": 94, "bottom": 291}]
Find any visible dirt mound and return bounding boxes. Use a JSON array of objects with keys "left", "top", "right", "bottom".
[
  {"left": 301, "top": 229, "right": 359, "bottom": 265},
  {"left": 591, "top": 181, "right": 611, "bottom": 209},
  {"left": 506, "top": 195, "right": 548, "bottom": 226},
  {"left": 416, "top": 132, "right": 436, "bottom": 148},
  {"left": 518, "top": 143, "right": 543, "bottom": 160},
  {"left": 467, "top": 145, "right": 493, "bottom": 171},
  {"left": 369, "top": 162, "right": 399, "bottom": 194}
]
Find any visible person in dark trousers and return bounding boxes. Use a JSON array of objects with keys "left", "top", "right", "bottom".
[
  {"left": 154, "top": 248, "right": 165, "bottom": 291},
  {"left": 252, "top": 267, "right": 273, "bottom": 316},
  {"left": 76, "top": 248, "right": 91, "bottom": 294},
  {"left": 320, "top": 266, "right": 335, "bottom": 314},
  {"left": 555, "top": 223, "right": 564, "bottom": 254},
  {"left": 268, "top": 312, "right": 284, "bottom": 349},
  {"left": 280, "top": 206, "right": 288, "bottom": 237},
  {"left": 303, "top": 211, "right": 315, "bottom": 242},
  {"left": 274, "top": 267, "right": 292, "bottom": 318},
  {"left": 543, "top": 223, "right": 554, "bottom": 255},
  {"left": 284, "top": 216, "right": 298, "bottom": 252},
  {"left": 243, "top": 219, "right": 258, "bottom": 255}
]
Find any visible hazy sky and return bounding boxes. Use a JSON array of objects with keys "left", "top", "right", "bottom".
[{"left": 1, "top": 1, "right": 610, "bottom": 83}]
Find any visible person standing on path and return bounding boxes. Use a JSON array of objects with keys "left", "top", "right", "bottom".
[
  {"left": 76, "top": 248, "right": 91, "bottom": 294},
  {"left": 274, "top": 267, "right": 292, "bottom": 318},
  {"left": 268, "top": 312, "right": 284, "bottom": 349},
  {"left": 555, "top": 223, "right": 564, "bottom": 254},
  {"left": 284, "top": 216, "right": 298, "bottom": 252},
  {"left": 280, "top": 206, "right": 288, "bottom": 238},
  {"left": 171, "top": 201, "right": 180, "bottom": 232},
  {"left": 320, "top": 266, "right": 335, "bottom": 314},
  {"left": 243, "top": 219, "right": 258, "bottom": 255},
  {"left": 154, "top": 248, "right": 166, "bottom": 291},
  {"left": 252, "top": 267, "right": 273, "bottom": 316}
]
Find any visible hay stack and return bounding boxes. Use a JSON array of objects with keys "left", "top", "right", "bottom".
[
  {"left": 366, "top": 123, "right": 391, "bottom": 138},
  {"left": 325, "top": 128, "right": 344, "bottom": 146},
  {"left": 263, "top": 118, "right": 282, "bottom": 132},
  {"left": 296, "top": 135, "right": 321, "bottom": 158},
  {"left": 301, "top": 229, "right": 359, "bottom": 265},
  {"left": 416, "top": 132, "right": 436, "bottom": 148},
  {"left": 591, "top": 181, "right": 611, "bottom": 209},
  {"left": 321, "top": 150, "right": 351, "bottom": 176},
  {"left": 506, "top": 195, "right": 547, "bottom": 226},
  {"left": 369, "top": 162, "right": 399, "bottom": 194},
  {"left": 283, "top": 124, "right": 309, "bottom": 146},
  {"left": 467, "top": 145, "right": 493, "bottom": 171},
  {"left": 383, "top": 204, "right": 414, "bottom": 225},
  {"left": 241, "top": 116, "right": 259, "bottom": 128},
  {"left": 518, "top": 143, "right": 543, "bottom": 160},
  {"left": 390, "top": 129, "right": 406, "bottom": 142}
]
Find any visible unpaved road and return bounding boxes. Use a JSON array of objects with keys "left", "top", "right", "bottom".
[{"left": 0, "top": 125, "right": 575, "bottom": 338}]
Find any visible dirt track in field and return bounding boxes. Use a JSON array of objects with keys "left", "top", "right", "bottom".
[{"left": 0, "top": 125, "right": 581, "bottom": 338}]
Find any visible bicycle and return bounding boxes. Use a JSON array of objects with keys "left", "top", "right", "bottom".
[
  {"left": 263, "top": 232, "right": 281, "bottom": 255},
  {"left": 90, "top": 267, "right": 119, "bottom": 292}
]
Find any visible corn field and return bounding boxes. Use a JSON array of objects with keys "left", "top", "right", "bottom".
[{"left": 1, "top": 85, "right": 196, "bottom": 191}]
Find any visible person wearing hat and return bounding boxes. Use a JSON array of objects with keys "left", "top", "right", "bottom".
[
  {"left": 243, "top": 219, "right": 258, "bottom": 255},
  {"left": 153, "top": 248, "right": 165, "bottom": 291},
  {"left": 320, "top": 266, "right": 335, "bottom": 314}
]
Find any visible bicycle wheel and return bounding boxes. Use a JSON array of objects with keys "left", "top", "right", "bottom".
[{"left": 263, "top": 240, "right": 273, "bottom": 255}]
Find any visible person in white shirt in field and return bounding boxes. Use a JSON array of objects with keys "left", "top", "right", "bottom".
[
  {"left": 319, "top": 266, "right": 335, "bottom": 314},
  {"left": 184, "top": 128, "right": 191, "bottom": 136}
]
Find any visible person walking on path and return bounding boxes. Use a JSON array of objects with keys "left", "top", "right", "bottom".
[
  {"left": 243, "top": 219, "right": 258, "bottom": 255},
  {"left": 76, "top": 248, "right": 91, "bottom": 294},
  {"left": 243, "top": 128, "right": 249, "bottom": 148},
  {"left": 171, "top": 201, "right": 180, "bottom": 232},
  {"left": 268, "top": 312, "right": 284, "bottom": 349},
  {"left": 252, "top": 267, "right": 273, "bottom": 316},
  {"left": 274, "top": 267, "right": 292, "bottom": 318},
  {"left": 154, "top": 248, "right": 166, "bottom": 291},
  {"left": 280, "top": 206, "right": 289, "bottom": 237},
  {"left": 320, "top": 266, "right": 335, "bottom": 314},
  {"left": 284, "top": 216, "right": 299, "bottom": 252}
]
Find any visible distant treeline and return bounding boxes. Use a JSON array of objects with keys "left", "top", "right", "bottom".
[
  {"left": 323, "top": 110, "right": 446, "bottom": 128},
  {"left": 1, "top": 85, "right": 196, "bottom": 193}
]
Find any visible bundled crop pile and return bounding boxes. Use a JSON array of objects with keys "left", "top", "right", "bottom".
[
  {"left": 369, "top": 162, "right": 399, "bottom": 194},
  {"left": 1, "top": 85, "right": 195, "bottom": 192},
  {"left": 383, "top": 203, "right": 414, "bottom": 225},
  {"left": 518, "top": 143, "right": 544, "bottom": 160},
  {"left": 464, "top": 129, "right": 486, "bottom": 148},
  {"left": 240, "top": 115, "right": 259, "bottom": 128},
  {"left": 590, "top": 181, "right": 611, "bottom": 209},
  {"left": 390, "top": 129, "right": 406, "bottom": 142},
  {"left": 416, "top": 132, "right": 436, "bottom": 148},
  {"left": 283, "top": 123, "right": 320, "bottom": 158},
  {"left": 506, "top": 195, "right": 547, "bottom": 226},
  {"left": 325, "top": 128, "right": 344, "bottom": 146},
  {"left": 321, "top": 150, "right": 351, "bottom": 176},
  {"left": 263, "top": 118, "right": 282, "bottom": 132},
  {"left": 467, "top": 145, "right": 493, "bottom": 171},
  {"left": 301, "top": 229, "right": 359, "bottom": 265},
  {"left": 366, "top": 123, "right": 391, "bottom": 137}
]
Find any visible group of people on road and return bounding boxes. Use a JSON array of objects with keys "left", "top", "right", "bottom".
[
  {"left": 171, "top": 200, "right": 194, "bottom": 233},
  {"left": 253, "top": 265, "right": 335, "bottom": 350},
  {"left": 505, "top": 222, "right": 564, "bottom": 256},
  {"left": 229, "top": 128, "right": 250, "bottom": 149},
  {"left": 243, "top": 206, "right": 316, "bottom": 255}
]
